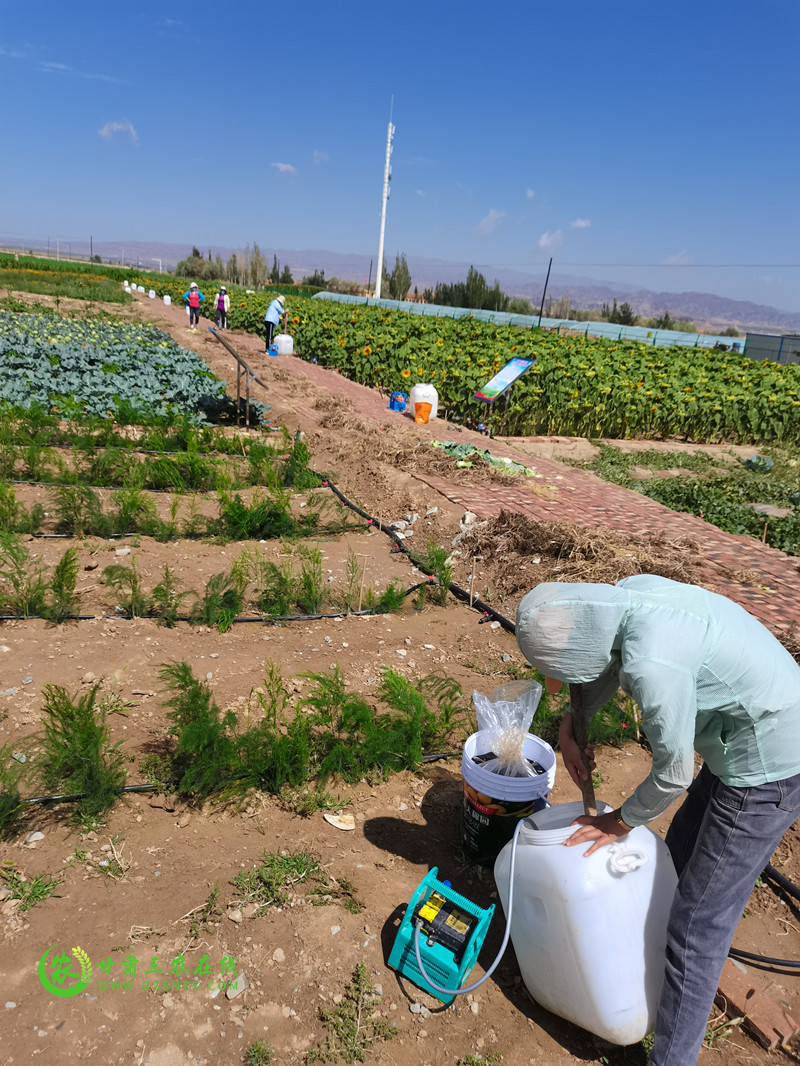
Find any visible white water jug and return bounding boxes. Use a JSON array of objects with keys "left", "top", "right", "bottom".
[
  {"left": 163, "top": 295, "right": 171, "bottom": 306},
  {"left": 409, "top": 383, "right": 438, "bottom": 423},
  {"left": 494, "top": 802, "right": 677, "bottom": 1045},
  {"left": 275, "top": 333, "right": 294, "bottom": 356}
]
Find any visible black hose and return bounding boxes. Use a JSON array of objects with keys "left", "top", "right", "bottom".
[
  {"left": 319, "top": 475, "right": 517, "bottom": 633},
  {"left": 763, "top": 863, "right": 800, "bottom": 903},
  {"left": 728, "top": 947, "right": 800, "bottom": 971},
  {"left": 21, "top": 783, "right": 156, "bottom": 807}
]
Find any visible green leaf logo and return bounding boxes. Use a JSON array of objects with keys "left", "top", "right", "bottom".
[{"left": 38, "top": 945, "right": 92, "bottom": 998}]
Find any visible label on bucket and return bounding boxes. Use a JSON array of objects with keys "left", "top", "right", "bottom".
[{"left": 462, "top": 783, "right": 546, "bottom": 860}]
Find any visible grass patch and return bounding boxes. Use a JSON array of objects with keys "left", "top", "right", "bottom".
[
  {"left": 232, "top": 850, "right": 324, "bottom": 913},
  {"left": 1, "top": 864, "right": 62, "bottom": 910},
  {"left": 246, "top": 1041, "right": 275, "bottom": 1066}
]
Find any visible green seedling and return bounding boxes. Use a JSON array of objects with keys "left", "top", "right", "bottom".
[
  {"left": 38, "top": 682, "right": 127, "bottom": 822},
  {"left": 49, "top": 483, "right": 107, "bottom": 537},
  {"left": 103, "top": 556, "right": 148, "bottom": 618},
  {"left": 307, "top": 962, "right": 398, "bottom": 1064},
  {"left": 189, "top": 570, "right": 242, "bottom": 632},
  {"left": 149, "top": 565, "right": 193, "bottom": 627},
  {"left": 0, "top": 533, "right": 48, "bottom": 617},
  {"left": 187, "top": 882, "right": 222, "bottom": 941},
  {"left": 48, "top": 546, "right": 80, "bottom": 621},
  {"left": 0, "top": 742, "right": 31, "bottom": 838}
]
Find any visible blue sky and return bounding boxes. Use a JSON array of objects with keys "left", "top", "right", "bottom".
[{"left": 1, "top": 0, "right": 798, "bottom": 309}]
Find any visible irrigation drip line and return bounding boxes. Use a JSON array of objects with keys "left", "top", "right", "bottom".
[
  {"left": 20, "top": 784, "right": 156, "bottom": 807},
  {"left": 318, "top": 474, "right": 517, "bottom": 634}
]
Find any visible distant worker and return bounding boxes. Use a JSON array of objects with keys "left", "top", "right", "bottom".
[
  {"left": 264, "top": 294, "right": 286, "bottom": 352},
  {"left": 182, "top": 282, "right": 204, "bottom": 329},
  {"left": 213, "top": 286, "right": 230, "bottom": 330}
]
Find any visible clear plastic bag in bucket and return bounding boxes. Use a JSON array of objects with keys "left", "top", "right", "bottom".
[{"left": 471, "top": 679, "right": 543, "bottom": 777}]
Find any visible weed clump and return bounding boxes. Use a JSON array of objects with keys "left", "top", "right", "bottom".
[{"left": 307, "top": 962, "right": 397, "bottom": 1064}]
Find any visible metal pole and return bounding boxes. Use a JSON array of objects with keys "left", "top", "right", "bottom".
[
  {"left": 537, "top": 257, "right": 552, "bottom": 328},
  {"left": 367, "top": 258, "right": 373, "bottom": 297},
  {"left": 374, "top": 106, "right": 395, "bottom": 300}
]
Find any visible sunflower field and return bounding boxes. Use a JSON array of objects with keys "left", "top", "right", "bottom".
[{"left": 123, "top": 279, "right": 800, "bottom": 446}]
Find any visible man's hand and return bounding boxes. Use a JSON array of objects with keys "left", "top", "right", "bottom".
[
  {"left": 558, "top": 711, "right": 596, "bottom": 789},
  {"left": 564, "top": 812, "right": 631, "bottom": 856}
]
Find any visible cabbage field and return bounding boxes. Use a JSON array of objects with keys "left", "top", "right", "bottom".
[{"left": 0, "top": 310, "right": 227, "bottom": 422}]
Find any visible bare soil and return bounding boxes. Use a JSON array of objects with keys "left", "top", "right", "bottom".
[{"left": 2, "top": 293, "right": 799, "bottom": 1066}]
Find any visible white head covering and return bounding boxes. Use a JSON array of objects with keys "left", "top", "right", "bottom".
[{"left": 515, "top": 582, "right": 629, "bottom": 683}]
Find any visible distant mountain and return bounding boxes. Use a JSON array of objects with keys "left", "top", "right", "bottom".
[{"left": 48, "top": 239, "right": 800, "bottom": 335}]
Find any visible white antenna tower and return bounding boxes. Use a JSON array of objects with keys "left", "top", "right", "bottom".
[{"left": 373, "top": 99, "right": 395, "bottom": 300}]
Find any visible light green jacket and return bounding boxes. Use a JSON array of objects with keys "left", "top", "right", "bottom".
[{"left": 516, "top": 575, "right": 800, "bottom": 827}]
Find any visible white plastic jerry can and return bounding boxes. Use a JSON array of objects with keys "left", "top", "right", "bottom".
[
  {"left": 275, "top": 333, "right": 294, "bottom": 356},
  {"left": 494, "top": 802, "right": 677, "bottom": 1045},
  {"left": 409, "top": 383, "right": 438, "bottom": 423}
]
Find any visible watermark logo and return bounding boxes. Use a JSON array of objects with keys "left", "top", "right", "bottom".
[
  {"left": 38, "top": 946, "right": 93, "bottom": 998},
  {"left": 37, "top": 947, "right": 239, "bottom": 996}
]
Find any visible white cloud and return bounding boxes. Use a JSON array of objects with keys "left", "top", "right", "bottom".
[
  {"left": 41, "top": 60, "right": 70, "bottom": 71},
  {"left": 313, "top": 149, "right": 329, "bottom": 165},
  {"left": 271, "top": 162, "right": 296, "bottom": 175},
  {"left": 571, "top": 218, "right": 590, "bottom": 230},
  {"left": 98, "top": 120, "right": 139, "bottom": 146},
  {"left": 416, "top": 189, "right": 426, "bottom": 198},
  {"left": 538, "top": 229, "right": 563, "bottom": 250},
  {"left": 662, "top": 250, "right": 693, "bottom": 265},
  {"left": 525, "top": 188, "right": 535, "bottom": 199},
  {"left": 0, "top": 45, "right": 27, "bottom": 59},
  {"left": 474, "top": 209, "right": 506, "bottom": 236}
]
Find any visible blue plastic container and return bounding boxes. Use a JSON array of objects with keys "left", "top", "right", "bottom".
[
  {"left": 389, "top": 392, "right": 407, "bottom": 412},
  {"left": 268, "top": 344, "right": 279, "bottom": 357}
]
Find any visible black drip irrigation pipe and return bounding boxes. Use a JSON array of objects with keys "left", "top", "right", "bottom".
[
  {"left": 20, "top": 784, "right": 156, "bottom": 808},
  {"left": 319, "top": 474, "right": 517, "bottom": 633}
]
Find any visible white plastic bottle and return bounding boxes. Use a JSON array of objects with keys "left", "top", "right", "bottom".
[{"left": 494, "top": 802, "right": 677, "bottom": 1045}]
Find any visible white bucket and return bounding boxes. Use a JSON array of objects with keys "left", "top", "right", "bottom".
[
  {"left": 148, "top": 289, "right": 156, "bottom": 299},
  {"left": 275, "top": 333, "right": 294, "bottom": 356},
  {"left": 123, "top": 281, "right": 129, "bottom": 288},
  {"left": 137, "top": 285, "right": 145, "bottom": 293},
  {"left": 163, "top": 295, "right": 171, "bottom": 306},
  {"left": 461, "top": 731, "right": 554, "bottom": 859},
  {"left": 494, "top": 801, "right": 678, "bottom": 1045}
]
